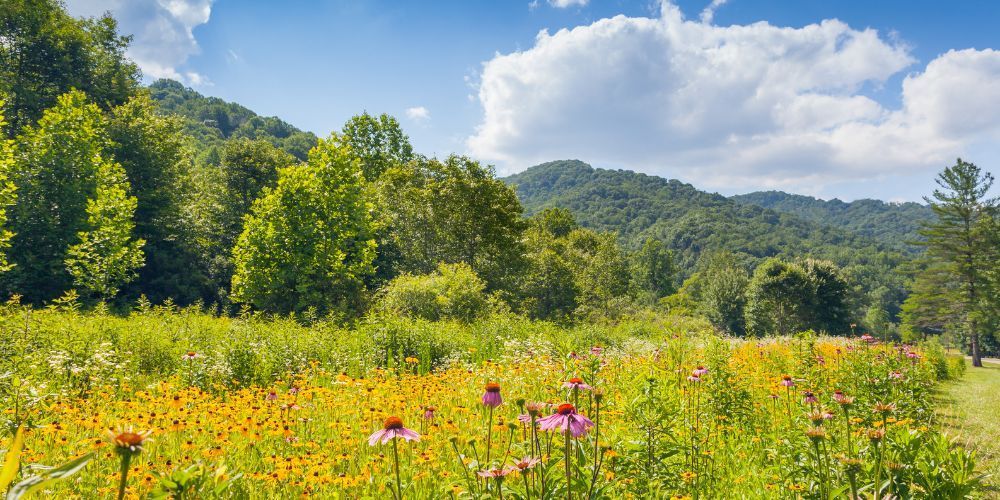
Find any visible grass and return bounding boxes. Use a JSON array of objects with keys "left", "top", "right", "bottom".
[{"left": 935, "top": 358, "right": 1000, "bottom": 497}]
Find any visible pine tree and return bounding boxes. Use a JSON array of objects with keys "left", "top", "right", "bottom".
[{"left": 918, "top": 159, "right": 997, "bottom": 367}]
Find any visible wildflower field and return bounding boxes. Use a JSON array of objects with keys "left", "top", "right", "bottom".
[{"left": 0, "top": 304, "right": 982, "bottom": 498}]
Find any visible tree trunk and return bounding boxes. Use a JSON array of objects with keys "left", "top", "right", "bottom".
[{"left": 970, "top": 330, "right": 982, "bottom": 367}]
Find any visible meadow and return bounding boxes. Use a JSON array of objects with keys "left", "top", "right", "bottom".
[{"left": 0, "top": 301, "right": 982, "bottom": 499}]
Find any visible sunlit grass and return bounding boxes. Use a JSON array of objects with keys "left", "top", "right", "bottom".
[{"left": 935, "top": 359, "right": 1000, "bottom": 496}]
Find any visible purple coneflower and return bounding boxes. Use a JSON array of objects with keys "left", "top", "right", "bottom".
[
  {"left": 368, "top": 416, "right": 420, "bottom": 445},
  {"left": 780, "top": 375, "right": 795, "bottom": 387},
  {"left": 265, "top": 390, "right": 278, "bottom": 401},
  {"left": 590, "top": 346, "right": 604, "bottom": 357},
  {"left": 686, "top": 374, "right": 701, "bottom": 383},
  {"left": 692, "top": 365, "right": 709, "bottom": 377},
  {"left": 482, "top": 382, "right": 503, "bottom": 408},
  {"left": 889, "top": 371, "right": 903, "bottom": 380},
  {"left": 513, "top": 456, "right": 541, "bottom": 470},
  {"left": 477, "top": 468, "right": 515, "bottom": 478},
  {"left": 803, "top": 391, "right": 819, "bottom": 404},
  {"left": 182, "top": 351, "right": 199, "bottom": 361},
  {"left": 423, "top": 406, "right": 436, "bottom": 420},
  {"left": 538, "top": 403, "right": 595, "bottom": 438},
  {"left": 563, "top": 377, "right": 593, "bottom": 391}
]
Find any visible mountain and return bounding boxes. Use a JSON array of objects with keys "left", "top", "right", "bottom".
[
  {"left": 148, "top": 79, "right": 317, "bottom": 163},
  {"left": 505, "top": 160, "right": 909, "bottom": 305},
  {"left": 731, "top": 191, "right": 931, "bottom": 253}
]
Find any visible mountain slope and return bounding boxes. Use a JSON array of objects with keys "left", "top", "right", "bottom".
[
  {"left": 731, "top": 191, "right": 931, "bottom": 253},
  {"left": 505, "top": 160, "right": 909, "bottom": 301},
  {"left": 149, "top": 79, "right": 317, "bottom": 162}
]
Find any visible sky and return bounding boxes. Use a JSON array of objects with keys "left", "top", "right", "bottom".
[{"left": 63, "top": 0, "right": 1000, "bottom": 202}]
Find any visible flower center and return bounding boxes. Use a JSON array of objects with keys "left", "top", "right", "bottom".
[
  {"left": 557, "top": 403, "right": 576, "bottom": 415},
  {"left": 569, "top": 377, "right": 583, "bottom": 384},
  {"left": 485, "top": 382, "right": 501, "bottom": 393},
  {"left": 115, "top": 432, "right": 145, "bottom": 447},
  {"left": 383, "top": 416, "right": 404, "bottom": 430}
]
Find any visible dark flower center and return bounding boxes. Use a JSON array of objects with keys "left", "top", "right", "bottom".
[
  {"left": 383, "top": 416, "right": 404, "bottom": 430},
  {"left": 485, "top": 382, "right": 501, "bottom": 393},
  {"left": 569, "top": 377, "right": 583, "bottom": 384},
  {"left": 557, "top": 403, "right": 576, "bottom": 415}
]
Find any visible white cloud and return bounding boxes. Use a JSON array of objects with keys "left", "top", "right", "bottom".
[
  {"left": 467, "top": 2, "right": 1000, "bottom": 195},
  {"left": 549, "top": 0, "right": 588, "bottom": 8},
  {"left": 406, "top": 106, "right": 431, "bottom": 121},
  {"left": 699, "top": 0, "right": 728, "bottom": 24},
  {"left": 64, "top": 0, "right": 214, "bottom": 86}
]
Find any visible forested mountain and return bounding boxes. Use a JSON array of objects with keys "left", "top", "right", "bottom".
[
  {"left": 506, "top": 160, "right": 909, "bottom": 311},
  {"left": 731, "top": 191, "right": 932, "bottom": 252},
  {"left": 149, "top": 79, "right": 317, "bottom": 162}
]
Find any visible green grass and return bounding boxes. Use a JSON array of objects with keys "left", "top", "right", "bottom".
[{"left": 935, "top": 359, "right": 1000, "bottom": 497}]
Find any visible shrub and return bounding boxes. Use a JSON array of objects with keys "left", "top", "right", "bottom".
[{"left": 376, "top": 262, "right": 490, "bottom": 322}]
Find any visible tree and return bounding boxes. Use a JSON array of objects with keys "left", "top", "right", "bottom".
[
  {"left": 565, "top": 229, "right": 633, "bottom": 319},
  {"left": 6, "top": 90, "right": 141, "bottom": 302},
  {"left": 340, "top": 113, "right": 413, "bottom": 181},
  {"left": 230, "top": 136, "right": 376, "bottom": 314},
  {"left": 631, "top": 238, "right": 676, "bottom": 301},
  {"left": 0, "top": 100, "right": 15, "bottom": 273},
  {"left": 697, "top": 252, "right": 749, "bottom": 335},
  {"left": 918, "top": 159, "right": 997, "bottom": 366},
  {"left": 219, "top": 138, "right": 297, "bottom": 249},
  {"left": 0, "top": 0, "right": 139, "bottom": 134},
  {"left": 744, "top": 258, "right": 813, "bottom": 336},
  {"left": 64, "top": 168, "right": 145, "bottom": 299},
  {"left": 375, "top": 155, "right": 526, "bottom": 292},
  {"left": 800, "top": 259, "right": 851, "bottom": 334},
  {"left": 106, "top": 93, "right": 205, "bottom": 303},
  {"left": 518, "top": 210, "right": 580, "bottom": 320}
]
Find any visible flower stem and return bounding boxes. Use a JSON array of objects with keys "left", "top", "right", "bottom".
[
  {"left": 565, "top": 430, "right": 572, "bottom": 500},
  {"left": 485, "top": 406, "right": 494, "bottom": 467},
  {"left": 392, "top": 438, "right": 402, "bottom": 500},
  {"left": 116, "top": 453, "right": 132, "bottom": 500}
]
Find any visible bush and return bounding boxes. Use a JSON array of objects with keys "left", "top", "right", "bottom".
[{"left": 376, "top": 262, "right": 490, "bottom": 322}]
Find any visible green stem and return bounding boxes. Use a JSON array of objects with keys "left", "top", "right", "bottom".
[
  {"left": 116, "top": 454, "right": 132, "bottom": 500},
  {"left": 392, "top": 438, "right": 402, "bottom": 500},
  {"left": 565, "top": 430, "right": 572, "bottom": 500},
  {"left": 485, "top": 406, "right": 494, "bottom": 467}
]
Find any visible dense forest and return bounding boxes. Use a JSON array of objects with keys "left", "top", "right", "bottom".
[{"left": 0, "top": 0, "right": 997, "bottom": 359}]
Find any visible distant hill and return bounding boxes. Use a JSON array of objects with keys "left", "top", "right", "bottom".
[
  {"left": 148, "top": 79, "right": 317, "bottom": 162},
  {"left": 505, "top": 160, "right": 909, "bottom": 304},
  {"left": 731, "top": 191, "right": 931, "bottom": 253}
]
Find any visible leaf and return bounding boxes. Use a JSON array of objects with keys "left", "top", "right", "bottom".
[
  {"left": 0, "top": 428, "right": 25, "bottom": 490},
  {"left": 6, "top": 452, "right": 94, "bottom": 500}
]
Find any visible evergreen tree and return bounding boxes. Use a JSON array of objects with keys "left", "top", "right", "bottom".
[
  {"left": 744, "top": 258, "right": 813, "bottom": 336},
  {"left": 917, "top": 159, "right": 997, "bottom": 366}
]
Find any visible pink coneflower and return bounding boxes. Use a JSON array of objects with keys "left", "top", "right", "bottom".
[
  {"left": 563, "top": 377, "right": 593, "bottom": 391},
  {"left": 906, "top": 351, "right": 920, "bottom": 359},
  {"left": 538, "top": 403, "right": 595, "bottom": 438},
  {"left": 833, "top": 391, "right": 855, "bottom": 407},
  {"left": 768, "top": 393, "right": 779, "bottom": 400},
  {"left": 265, "top": 390, "right": 278, "bottom": 401},
  {"left": 686, "top": 374, "right": 701, "bottom": 383},
  {"left": 889, "top": 371, "right": 903, "bottom": 380},
  {"left": 803, "top": 391, "right": 818, "bottom": 404},
  {"left": 182, "top": 351, "right": 199, "bottom": 361},
  {"left": 692, "top": 365, "right": 709, "bottom": 377},
  {"left": 860, "top": 334, "right": 875, "bottom": 343},
  {"left": 568, "top": 351, "right": 581, "bottom": 360},
  {"left": 482, "top": 382, "right": 503, "bottom": 407},
  {"left": 518, "top": 402, "right": 544, "bottom": 425},
  {"left": 477, "top": 467, "right": 515, "bottom": 478},
  {"left": 815, "top": 355, "right": 826, "bottom": 366},
  {"left": 367, "top": 416, "right": 420, "bottom": 445},
  {"left": 512, "top": 456, "right": 542, "bottom": 470},
  {"left": 288, "top": 386, "right": 300, "bottom": 395},
  {"left": 781, "top": 375, "right": 795, "bottom": 387},
  {"left": 590, "top": 346, "right": 604, "bottom": 356},
  {"left": 423, "top": 406, "right": 436, "bottom": 420}
]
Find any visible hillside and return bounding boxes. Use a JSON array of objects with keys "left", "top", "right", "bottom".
[
  {"left": 731, "top": 191, "right": 932, "bottom": 253},
  {"left": 148, "top": 79, "right": 317, "bottom": 162},
  {"left": 505, "top": 160, "right": 909, "bottom": 303}
]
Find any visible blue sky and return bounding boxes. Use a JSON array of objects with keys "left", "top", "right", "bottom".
[{"left": 65, "top": 0, "right": 1000, "bottom": 202}]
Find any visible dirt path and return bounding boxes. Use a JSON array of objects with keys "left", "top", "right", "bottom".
[{"left": 934, "top": 359, "right": 1000, "bottom": 497}]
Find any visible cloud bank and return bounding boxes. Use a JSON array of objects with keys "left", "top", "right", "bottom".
[
  {"left": 64, "top": 0, "right": 214, "bottom": 85},
  {"left": 468, "top": 2, "right": 1000, "bottom": 194}
]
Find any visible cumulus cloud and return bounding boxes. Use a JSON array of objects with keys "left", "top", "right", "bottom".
[
  {"left": 699, "top": 0, "right": 728, "bottom": 24},
  {"left": 406, "top": 106, "right": 431, "bottom": 121},
  {"left": 64, "top": 0, "right": 214, "bottom": 85},
  {"left": 467, "top": 2, "right": 1000, "bottom": 194}
]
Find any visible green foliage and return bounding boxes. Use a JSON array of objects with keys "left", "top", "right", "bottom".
[
  {"left": 106, "top": 93, "right": 205, "bottom": 303},
  {"left": 339, "top": 113, "right": 414, "bottom": 181},
  {"left": 745, "top": 258, "right": 814, "bottom": 336},
  {"left": 630, "top": 238, "right": 677, "bottom": 300},
  {"left": 148, "top": 79, "right": 316, "bottom": 162},
  {"left": 376, "top": 155, "right": 526, "bottom": 291},
  {"left": 0, "top": 0, "right": 139, "bottom": 134},
  {"left": 231, "top": 137, "right": 376, "bottom": 314},
  {"left": 800, "top": 258, "right": 851, "bottom": 334},
  {"left": 696, "top": 252, "right": 749, "bottom": 335},
  {"left": 566, "top": 229, "right": 634, "bottom": 319},
  {"left": 64, "top": 165, "right": 145, "bottom": 299},
  {"left": 909, "top": 159, "right": 998, "bottom": 363},
  {"left": 6, "top": 452, "right": 95, "bottom": 500},
  {"left": 731, "top": 190, "right": 933, "bottom": 253},
  {"left": 6, "top": 90, "right": 137, "bottom": 302},
  {"left": 219, "top": 138, "right": 297, "bottom": 248},
  {"left": 0, "top": 101, "right": 15, "bottom": 273},
  {"left": 377, "top": 262, "right": 490, "bottom": 323}
]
